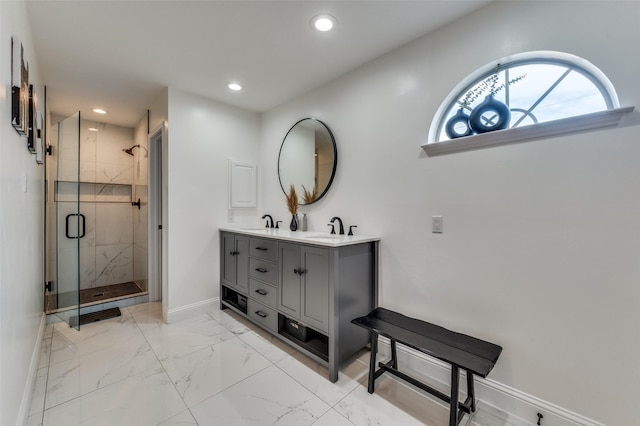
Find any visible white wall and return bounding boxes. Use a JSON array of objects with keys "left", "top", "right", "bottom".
[
  {"left": 166, "top": 88, "right": 260, "bottom": 314},
  {"left": 259, "top": 2, "right": 640, "bottom": 425},
  {"left": 0, "top": 2, "right": 45, "bottom": 425}
]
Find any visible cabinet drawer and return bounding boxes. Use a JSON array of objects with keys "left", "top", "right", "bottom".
[
  {"left": 249, "top": 258, "right": 277, "bottom": 285},
  {"left": 248, "top": 279, "right": 276, "bottom": 308},
  {"left": 247, "top": 299, "right": 278, "bottom": 332},
  {"left": 250, "top": 238, "right": 278, "bottom": 262}
]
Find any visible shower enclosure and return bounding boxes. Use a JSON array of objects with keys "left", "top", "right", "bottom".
[{"left": 45, "top": 114, "right": 149, "bottom": 325}]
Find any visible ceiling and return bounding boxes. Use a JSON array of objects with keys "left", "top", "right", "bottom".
[{"left": 25, "top": 0, "right": 491, "bottom": 128}]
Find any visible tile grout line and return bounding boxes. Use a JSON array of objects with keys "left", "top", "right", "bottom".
[
  {"left": 39, "top": 312, "right": 158, "bottom": 417},
  {"left": 127, "top": 304, "right": 200, "bottom": 425}
]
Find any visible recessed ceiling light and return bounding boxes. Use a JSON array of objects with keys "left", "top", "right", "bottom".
[
  {"left": 311, "top": 14, "right": 336, "bottom": 32},
  {"left": 92, "top": 108, "right": 107, "bottom": 114},
  {"left": 227, "top": 82, "right": 243, "bottom": 91},
  {"left": 88, "top": 127, "right": 99, "bottom": 132}
]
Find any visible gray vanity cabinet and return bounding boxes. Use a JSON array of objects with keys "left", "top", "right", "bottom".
[
  {"left": 278, "top": 242, "right": 329, "bottom": 333},
  {"left": 220, "top": 229, "right": 379, "bottom": 383},
  {"left": 221, "top": 232, "right": 249, "bottom": 294}
]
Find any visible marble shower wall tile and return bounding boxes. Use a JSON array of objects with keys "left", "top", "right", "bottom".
[
  {"left": 78, "top": 246, "right": 97, "bottom": 290},
  {"left": 57, "top": 246, "right": 97, "bottom": 292},
  {"left": 133, "top": 243, "right": 148, "bottom": 283},
  {"left": 96, "top": 123, "right": 134, "bottom": 166},
  {"left": 95, "top": 162, "right": 134, "bottom": 185},
  {"left": 79, "top": 121, "right": 97, "bottom": 163},
  {"left": 56, "top": 160, "right": 96, "bottom": 184},
  {"left": 135, "top": 153, "right": 148, "bottom": 185},
  {"left": 95, "top": 244, "right": 133, "bottom": 287},
  {"left": 95, "top": 204, "right": 132, "bottom": 245},
  {"left": 94, "top": 183, "right": 132, "bottom": 202}
]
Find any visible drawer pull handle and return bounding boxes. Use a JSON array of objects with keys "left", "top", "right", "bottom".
[
  {"left": 255, "top": 310, "right": 268, "bottom": 318},
  {"left": 255, "top": 289, "right": 268, "bottom": 296},
  {"left": 294, "top": 268, "right": 307, "bottom": 275},
  {"left": 255, "top": 247, "right": 268, "bottom": 251},
  {"left": 255, "top": 268, "right": 268, "bottom": 273},
  {"left": 229, "top": 251, "right": 239, "bottom": 256}
]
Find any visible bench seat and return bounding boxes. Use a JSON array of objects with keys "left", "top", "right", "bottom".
[{"left": 352, "top": 307, "right": 502, "bottom": 426}]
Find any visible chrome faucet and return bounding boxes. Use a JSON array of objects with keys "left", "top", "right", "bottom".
[
  {"left": 329, "top": 217, "right": 345, "bottom": 235},
  {"left": 261, "top": 214, "right": 274, "bottom": 228}
]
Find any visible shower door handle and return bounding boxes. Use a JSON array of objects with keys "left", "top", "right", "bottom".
[{"left": 65, "top": 213, "right": 86, "bottom": 239}]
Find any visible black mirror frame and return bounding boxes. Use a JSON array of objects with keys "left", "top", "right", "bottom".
[{"left": 277, "top": 118, "right": 338, "bottom": 205}]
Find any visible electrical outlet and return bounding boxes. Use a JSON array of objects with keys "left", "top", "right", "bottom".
[{"left": 432, "top": 215, "right": 443, "bottom": 233}]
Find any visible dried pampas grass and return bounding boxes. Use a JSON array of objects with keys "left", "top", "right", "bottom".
[
  {"left": 286, "top": 184, "right": 299, "bottom": 215},
  {"left": 301, "top": 185, "right": 318, "bottom": 204}
]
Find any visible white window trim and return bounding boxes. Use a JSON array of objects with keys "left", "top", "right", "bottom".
[
  {"left": 423, "top": 106, "right": 634, "bottom": 156},
  {"left": 425, "top": 51, "right": 633, "bottom": 156}
]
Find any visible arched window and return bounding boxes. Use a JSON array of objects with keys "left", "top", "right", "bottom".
[{"left": 425, "top": 51, "right": 632, "bottom": 155}]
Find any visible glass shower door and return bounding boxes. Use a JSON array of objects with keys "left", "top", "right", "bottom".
[{"left": 46, "top": 112, "right": 81, "bottom": 329}]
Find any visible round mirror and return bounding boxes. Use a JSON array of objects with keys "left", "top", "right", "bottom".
[{"left": 278, "top": 118, "right": 337, "bottom": 205}]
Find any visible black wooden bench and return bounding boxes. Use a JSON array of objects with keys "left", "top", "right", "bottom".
[{"left": 351, "top": 308, "right": 502, "bottom": 426}]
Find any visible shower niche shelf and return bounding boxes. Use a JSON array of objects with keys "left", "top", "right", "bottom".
[{"left": 55, "top": 180, "right": 133, "bottom": 204}]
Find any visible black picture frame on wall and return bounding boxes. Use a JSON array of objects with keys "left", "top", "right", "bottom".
[
  {"left": 11, "top": 36, "right": 29, "bottom": 136},
  {"left": 35, "top": 110, "right": 44, "bottom": 164},
  {"left": 27, "top": 85, "right": 36, "bottom": 153}
]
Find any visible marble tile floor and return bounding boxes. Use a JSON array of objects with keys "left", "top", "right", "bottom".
[{"left": 28, "top": 302, "right": 514, "bottom": 426}]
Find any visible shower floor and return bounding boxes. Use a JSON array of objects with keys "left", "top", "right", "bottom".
[
  {"left": 78, "top": 281, "right": 145, "bottom": 306},
  {"left": 48, "top": 281, "right": 146, "bottom": 313}
]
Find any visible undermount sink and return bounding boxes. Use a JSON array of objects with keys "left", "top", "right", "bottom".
[{"left": 301, "top": 232, "right": 345, "bottom": 240}]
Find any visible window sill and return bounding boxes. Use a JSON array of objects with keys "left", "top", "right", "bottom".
[{"left": 422, "top": 106, "right": 635, "bottom": 156}]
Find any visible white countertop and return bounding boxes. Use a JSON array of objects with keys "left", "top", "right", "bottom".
[{"left": 219, "top": 227, "right": 380, "bottom": 247}]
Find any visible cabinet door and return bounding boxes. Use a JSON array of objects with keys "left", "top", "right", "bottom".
[
  {"left": 221, "top": 233, "right": 249, "bottom": 293},
  {"left": 235, "top": 235, "right": 249, "bottom": 293},
  {"left": 300, "top": 246, "right": 329, "bottom": 333},
  {"left": 278, "top": 242, "right": 301, "bottom": 318},
  {"left": 222, "top": 233, "right": 237, "bottom": 287}
]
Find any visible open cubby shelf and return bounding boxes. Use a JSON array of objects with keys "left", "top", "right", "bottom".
[
  {"left": 54, "top": 180, "right": 134, "bottom": 204},
  {"left": 221, "top": 286, "right": 248, "bottom": 315},
  {"left": 278, "top": 313, "right": 329, "bottom": 362},
  {"left": 279, "top": 330, "right": 329, "bottom": 362}
]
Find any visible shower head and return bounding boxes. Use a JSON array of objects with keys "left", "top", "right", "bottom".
[{"left": 122, "top": 145, "right": 140, "bottom": 156}]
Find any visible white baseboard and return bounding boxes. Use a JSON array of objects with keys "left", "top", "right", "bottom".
[
  {"left": 18, "top": 313, "right": 47, "bottom": 426},
  {"left": 166, "top": 297, "right": 219, "bottom": 323},
  {"left": 377, "top": 339, "right": 606, "bottom": 426}
]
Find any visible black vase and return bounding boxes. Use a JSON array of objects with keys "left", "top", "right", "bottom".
[
  {"left": 445, "top": 108, "right": 474, "bottom": 139},
  {"left": 289, "top": 214, "right": 298, "bottom": 231},
  {"left": 469, "top": 94, "right": 511, "bottom": 134}
]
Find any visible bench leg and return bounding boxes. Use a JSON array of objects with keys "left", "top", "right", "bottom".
[
  {"left": 390, "top": 339, "right": 398, "bottom": 369},
  {"left": 367, "top": 332, "right": 378, "bottom": 394},
  {"left": 467, "top": 370, "right": 476, "bottom": 412},
  {"left": 449, "top": 365, "right": 460, "bottom": 426}
]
